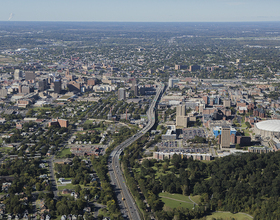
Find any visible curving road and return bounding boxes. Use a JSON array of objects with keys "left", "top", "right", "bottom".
[{"left": 108, "top": 83, "right": 165, "bottom": 219}]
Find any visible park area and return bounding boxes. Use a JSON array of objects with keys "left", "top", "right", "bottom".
[
  {"left": 159, "top": 192, "right": 253, "bottom": 220},
  {"left": 204, "top": 211, "right": 253, "bottom": 220},
  {"left": 159, "top": 192, "right": 196, "bottom": 209}
]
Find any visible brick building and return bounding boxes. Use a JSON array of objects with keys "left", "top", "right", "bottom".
[
  {"left": 49, "top": 118, "right": 68, "bottom": 128},
  {"left": 253, "top": 108, "right": 266, "bottom": 118}
]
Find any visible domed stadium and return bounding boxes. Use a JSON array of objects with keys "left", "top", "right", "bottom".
[{"left": 254, "top": 120, "right": 280, "bottom": 139}]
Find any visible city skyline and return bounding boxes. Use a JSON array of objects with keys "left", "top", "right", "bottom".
[{"left": 1, "top": 0, "right": 280, "bottom": 22}]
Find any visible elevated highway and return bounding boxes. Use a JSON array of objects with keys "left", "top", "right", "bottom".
[{"left": 108, "top": 83, "right": 165, "bottom": 219}]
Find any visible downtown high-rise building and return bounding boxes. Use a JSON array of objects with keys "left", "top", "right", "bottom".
[
  {"left": 38, "top": 79, "right": 47, "bottom": 91},
  {"left": 176, "top": 105, "right": 188, "bottom": 128},
  {"left": 14, "top": 69, "right": 22, "bottom": 80},
  {"left": 54, "top": 79, "right": 61, "bottom": 94},
  {"left": 220, "top": 127, "right": 231, "bottom": 149},
  {"left": 118, "top": 88, "right": 126, "bottom": 100},
  {"left": 25, "top": 71, "right": 36, "bottom": 81}
]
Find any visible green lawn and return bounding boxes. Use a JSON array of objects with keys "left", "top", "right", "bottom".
[
  {"left": 205, "top": 212, "right": 253, "bottom": 220},
  {"left": 159, "top": 193, "right": 194, "bottom": 209},
  {"left": 159, "top": 192, "right": 195, "bottom": 209},
  {"left": 161, "top": 197, "right": 194, "bottom": 209},
  {"left": 57, "top": 183, "right": 88, "bottom": 190},
  {"left": 58, "top": 148, "right": 71, "bottom": 157},
  {"left": 0, "top": 147, "right": 13, "bottom": 153},
  {"left": 57, "top": 184, "right": 76, "bottom": 190},
  {"left": 243, "top": 129, "right": 251, "bottom": 137},
  {"left": 159, "top": 192, "right": 193, "bottom": 203},
  {"left": 189, "top": 195, "right": 201, "bottom": 204},
  {"left": 84, "top": 120, "right": 95, "bottom": 124}
]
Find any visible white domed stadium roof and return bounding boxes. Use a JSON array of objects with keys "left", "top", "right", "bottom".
[{"left": 255, "top": 120, "right": 280, "bottom": 132}]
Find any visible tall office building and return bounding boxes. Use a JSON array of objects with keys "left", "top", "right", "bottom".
[
  {"left": 220, "top": 127, "right": 231, "bottom": 149},
  {"left": 132, "top": 84, "right": 138, "bottom": 96},
  {"left": 223, "top": 99, "right": 231, "bottom": 108},
  {"left": 54, "top": 79, "right": 61, "bottom": 94},
  {"left": 67, "top": 81, "right": 81, "bottom": 92},
  {"left": 168, "top": 78, "right": 179, "bottom": 88},
  {"left": 38, "top": 79, "right": 47, "bottom": 91},
  {"left": 14, "top": 69, "right": 22, "bottom": 80},
  {"left": 18, "top": 85, "right": 22, "bottom": 94},
  {"left": 176, "top": 105, "right": 186, "bottom": 117},
  {"left": 131, "top": 78, "right": 138, "bottom": 96},
  {"left": 0, "top": 88, "right": 7, "bottom": 98},
  {"left": 168, "top": 78, "right": 174, "bottom": 88},
  {"left": 131, "top": 78, "right": 137, "bottom": 86},
  {"left": 118, "top": 88, "right": 126, "bottom": 100},
  {"left": 65, "top": 69, "right": 73, "bottom": 81},
  {"left": 22, "top": 85, "right": 31, "bottom": 94},
  {"left": 189, "top": 65, "right": 201, "bottom": 72},
  {"left": 175, "top": 65, "right": 188, "bottom": 70},
  {"left": 176, "top": 105, "right": 188, "bottom": 128},
  {"left": 25, "top": 71, "right": 36, "bottom": 81}
]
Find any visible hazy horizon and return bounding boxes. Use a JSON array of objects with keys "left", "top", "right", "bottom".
[{"left": 1, "top": 0, "right": 280, "bottom": 23}]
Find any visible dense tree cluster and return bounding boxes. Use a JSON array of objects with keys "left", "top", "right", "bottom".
[
  {"left": 122, "top": 138, "right": 211, "bottom": 219},
  {"left": 195, "top": 152, "right": 280, "bottom": 219},
  {"left": 89, "top": 125, "right": 137, "bottom": 219},
  {"left": 3, "top": 129, "right": 24, "bottom": 143},
  {"left": 4, "top": 194, "right": 30, "bottom": 214},
  {"left": 0, "top": 159, "right": 47, "bottom": 214},
  {"left": 56, "top": 197, "right": 87, "bottom": 216},
  {"left": 91, "top": 154, "right": 123, "bottom": 219},
  {"left": 55, "top": 157, "right": 91, "bottom": 185},
  {"left": 124, "top": 143, "right": 280, "bottom": 219}
]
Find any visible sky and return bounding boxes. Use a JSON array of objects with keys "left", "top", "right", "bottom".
[{"left": 1, "top": 0, "right": 280, "bottom": 22}]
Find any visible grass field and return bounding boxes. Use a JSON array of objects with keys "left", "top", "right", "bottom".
[
  {"left": 189, "top": 195, "right": 201, "bottom": 204},
  {"left": 0, "top": 56, "right": 18, "bottom": 65},
  {"left": 84, "top": 120, "right": 95, "bottom": 124},
  {"left": 33, "top": 107, "right": 53, "bottom": 111},
  {"left": 57, "top": 148, "right": 71, "bottom": 157},
  {"left": 205, "top": 212, "right": 253, "bottom": 220},
  {"left": 0, "top": 146, "right": 13, "bottom": 153},
  {"left": 243, "top": 129, "right": 251, "bottom": 137},
  {"left": 57, "top": 183, "right": 76, "bottom": 190},
  {"left": 159, "top": 192, "right": 195, "bottom": 209},
  {"left": 161, "top": 197, "right": 194, "bottom": 209}
]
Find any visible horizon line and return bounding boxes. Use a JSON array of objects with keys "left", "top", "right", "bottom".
[{"left": 1, "top": 20, "right": 280, "bottom": 23}]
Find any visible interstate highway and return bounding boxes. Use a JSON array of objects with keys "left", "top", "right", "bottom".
[{"left": 108, "top": 83, "right": 165, "bottom": 219}]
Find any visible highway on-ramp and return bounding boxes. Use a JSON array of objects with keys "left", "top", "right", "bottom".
[{"left": 108, "top": 83, "right": 165, "bottom": 219}]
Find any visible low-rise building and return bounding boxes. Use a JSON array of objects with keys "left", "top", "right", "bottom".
[{"left": 153, "top": 152, "right": 213, "bottom": 161}]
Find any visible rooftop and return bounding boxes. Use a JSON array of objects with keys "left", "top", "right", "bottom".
[{"left": 255, "top": 120, "right": 280, "bottom": 132}]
